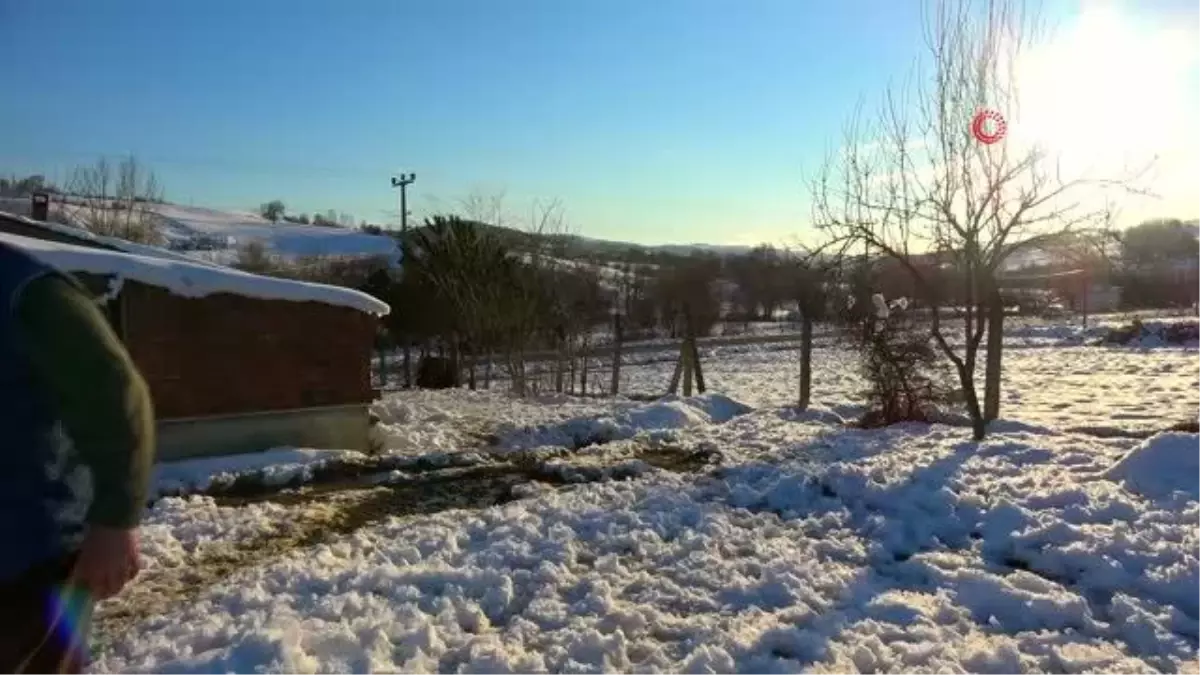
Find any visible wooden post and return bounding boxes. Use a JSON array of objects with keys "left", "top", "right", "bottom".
[
  {"left": 798, "top": 314, "right": 813, "bottom": 410},
  {"left": 667, "top": 344, "right": 684, "bottom": 395},
  {"left": 681, "top": 341, "right": 694, "bottom": 396},
  {"left": 554, "top": 327, "right": 565, "bottom": 393},
  {"left": 580, "top": 347, "right": 590, "bottom": 396},
  {"left": 568, "top": 342, "right": 577, "bottom": 395},
  {"left": 690, "top": 337, "right": 705, "bottom": 393},
  {"left": 377, "top": 340, "right": 389, "bottom": 388},
  {"left": 610, "top": 311, "right": 623, "bottom": 396},
  {"left": 682, "top": 305, "right": 704, "bottom": 394}
]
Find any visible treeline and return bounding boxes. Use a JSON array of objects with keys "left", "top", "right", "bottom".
[
  {"left": 259, "top": 199, "right": 361, "bottom": 228},
  {"left": 233, "top": 214, "right": 839, "bottom": 394}
]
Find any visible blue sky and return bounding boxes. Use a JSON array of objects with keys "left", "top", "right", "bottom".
[{"left": 1, "top": 0, "right": 1195, "bottom": 245}]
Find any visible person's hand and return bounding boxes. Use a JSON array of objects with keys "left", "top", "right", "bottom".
[{"left": 72, "top": 526, "right": 140, "bottom": 600}]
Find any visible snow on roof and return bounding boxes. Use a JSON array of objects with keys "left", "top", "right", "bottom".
[{"left": 0, "top": 231, "right": 390, "bottom": 316}]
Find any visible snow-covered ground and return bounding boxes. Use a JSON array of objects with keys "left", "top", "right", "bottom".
[
  {"left": 616, "top": 339, "right": 1198, "bottom": 434},
  {"left": 100, "top": 331, "right": 1198, "bottom": 673},
  {"left": 146, "top": 204, "right": 400, "bottom": 262},
  {"left": 99, "top": 393, "right": 1198, "bottom": 673}
]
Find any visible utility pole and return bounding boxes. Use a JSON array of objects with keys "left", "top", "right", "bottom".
[{"left": 391, "top": 172, "right": 416, "bottom": 388}]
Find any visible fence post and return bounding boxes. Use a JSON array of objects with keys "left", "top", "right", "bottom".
[
  {"left": 580, "top": 342, "right": 590, "bottom": 396},
  {"left": 377, "top": 340, "right": 389, "bottom": 388},
  {"left": 798, "top": 314, "right": 813, "bottom": 410},
  {"left": 667, "top": 343, "right": 683, "bottom": 395},
  {"left": 681, "top": 337, "right": 694, "bottom": 397},
  {"left": 610, "top": 310, "right": 623, "bottom": 396}
]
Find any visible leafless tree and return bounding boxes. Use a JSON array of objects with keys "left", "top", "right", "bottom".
[
  {"left": 66, "top": 156, "right": 164, "bottom": 244},
  {"left": 811, "top": 0, "right": 1142, "bottom": 439}
]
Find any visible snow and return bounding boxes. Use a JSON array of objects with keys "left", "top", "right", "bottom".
[
  {"left": 496, "top": 394, "right": 752, "bottom": 453},
  {"left": 148, "top": 204, "right": 400, "bottom": 261},
  {"left": 95, "top": 407, "right": 1200, "bottom": 673},
  {"left": 0, "top": 209, "right": 231, "bottom": 268},
  {"left": 87, "top": 317, "right": 1200, "bottom": 673},
  {"left": 1104, "top": 433, "right": 1200, "bottom": 500},
  {"left": 616, "top": 340, "right": 1198, "bottom": 434},
  {"left": 152, "top": 448, "right": 366, "bottom": 499},
  {"left": 0, "top": 231, "right": 390, "bottom": 315}
]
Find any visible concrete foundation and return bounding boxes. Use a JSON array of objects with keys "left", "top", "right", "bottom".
[{"left": 157, "top": 404, "right": 372, "bottom": 461}]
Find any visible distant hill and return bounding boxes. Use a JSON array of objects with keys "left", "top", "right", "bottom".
[
  {"left": 0, "top": 196, "right": 401, "bottom": 265},
  {"left": 452, "top": 223, "right": 753, "bottom": 264}
]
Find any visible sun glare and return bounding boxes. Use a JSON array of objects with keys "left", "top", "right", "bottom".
[{"left": 1010, "top": 2, "right": 1198, "bottom": 214}]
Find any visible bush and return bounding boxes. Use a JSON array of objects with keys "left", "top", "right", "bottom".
[
  {"left": 851, "top": 297, "right": 950, "bottom": 427},
  {"left": 1098, "top": 319, "right": 1200, "bottom": 346}
]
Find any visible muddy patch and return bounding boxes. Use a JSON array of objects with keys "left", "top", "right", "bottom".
[{"left": 95, "top": 445, "right": 718, "bottom": 646}]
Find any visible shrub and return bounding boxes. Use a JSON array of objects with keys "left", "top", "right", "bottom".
[{"left": 850, "top": 295, "right": 951, "bottom": 427}]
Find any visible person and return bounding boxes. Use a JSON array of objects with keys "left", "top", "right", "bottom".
[{"left": 0, "top": 238, "right": 155, "bottom": 673}]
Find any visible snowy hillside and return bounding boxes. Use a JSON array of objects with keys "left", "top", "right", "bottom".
[{"left": 145, "top": 204, "right": 400, "bottom": 262}]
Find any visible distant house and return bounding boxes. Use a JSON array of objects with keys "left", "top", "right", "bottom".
[{"left": 0, "top": 210, "right": 390, "bottom": 461}]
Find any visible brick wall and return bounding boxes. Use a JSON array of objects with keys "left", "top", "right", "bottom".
[{"left": 120, "top": 282, "right": 377, "bottom": 419}]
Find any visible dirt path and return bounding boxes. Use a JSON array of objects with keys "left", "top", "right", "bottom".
[{"left": 93, "top": 445, "right": 718, "bottom": 646}]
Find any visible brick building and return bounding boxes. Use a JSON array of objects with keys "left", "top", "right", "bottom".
[{"left": 0, "top": 210, "right": 390, "bottom": 460}]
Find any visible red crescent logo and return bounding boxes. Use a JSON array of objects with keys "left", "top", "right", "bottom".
[{"left": 971, "top": 109, "right": 1007, "bottom": 144}]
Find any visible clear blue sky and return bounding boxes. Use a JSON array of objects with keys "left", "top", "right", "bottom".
[{"left": 0, "top": 0, "right": 1193, "bottom": 245}]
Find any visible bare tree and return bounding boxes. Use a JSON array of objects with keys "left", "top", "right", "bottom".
[
  {"left": 811, "top": 0, "right": 1140, "bottom": 439},
  {"left": 66, "top": 156, "right": 164, "bottom": 244}
]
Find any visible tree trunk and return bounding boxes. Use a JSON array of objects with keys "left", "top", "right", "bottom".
[
  {"left": 958, "top": 364, "right": 986, "bottom": 440},
  {"left": 484, "top": 353, "right": 493, "bottom": 390},
  {"left": 983, "top": 288, "right": 1003, "bottom": 422},
  {"left": 798, "top": 315, "right": 813, "bottom": 410}
]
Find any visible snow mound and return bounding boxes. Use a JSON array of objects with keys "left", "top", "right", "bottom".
[
  {"left": 152, "top": 447, "right": 364, "bottom": 498},
  {"left": 1104, "top": 432, "right": 1200, "bottom": 499},
  {"left": 499, "top": 394, "right": 752, "bottom": 452},
  {"left": 1006, "top": 323, "right": 1108, "bottom": 346}
]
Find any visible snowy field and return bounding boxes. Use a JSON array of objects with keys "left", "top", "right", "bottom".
[
  {"left": 146, "top": 204, "right": 400, "bottom": 262},
  {"left": 616, "top": 340, "right": 1198, "bottom": 435},
  {"left": 93, "top": 337, "right": 1199, "bottom": 673}
]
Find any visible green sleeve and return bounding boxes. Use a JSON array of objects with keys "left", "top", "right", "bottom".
[{"left": 16, "top": 274, "right": 156, "bottom": 528}]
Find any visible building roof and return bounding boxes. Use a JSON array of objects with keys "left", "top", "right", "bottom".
[{"left": 0, "top": 214, "right": 389, "bottom": 316}]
